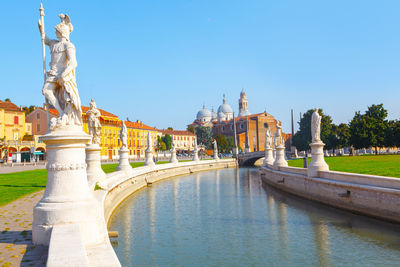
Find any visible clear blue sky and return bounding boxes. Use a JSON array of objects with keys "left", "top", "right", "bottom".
[{"left": 2, "top": 0, "right": 400, "bottom": 133}]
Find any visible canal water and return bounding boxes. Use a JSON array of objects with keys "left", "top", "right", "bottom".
[{"left": 109, "top": 168, "right": 400, "bottom": 266}]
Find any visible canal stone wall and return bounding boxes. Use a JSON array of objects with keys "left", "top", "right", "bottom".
[
  {"left": 45, "top": 159, "right": 236, "bottom": 266},
  {"left": 99, "top": 159, "right": 237, "bottom": 226},
  {"left": 260, "top": 164, "right": 400, "bottom": 223}
]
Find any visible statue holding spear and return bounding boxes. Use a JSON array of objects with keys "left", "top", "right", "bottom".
[{"left": 38, "top": 4, "right": 82, "bottom": 130}]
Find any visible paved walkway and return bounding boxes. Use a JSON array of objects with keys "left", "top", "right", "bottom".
[
  {"left": 0, "top": 190, "right": 47, "bottom": 266},
  {"left": 0, "top": 165, "right": 46, "bottom": 174}
]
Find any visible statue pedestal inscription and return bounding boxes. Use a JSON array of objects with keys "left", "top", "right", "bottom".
[
  {"left": 307, "top": 142, "right": 329, "bottom": 177},
  {"left": 86, "top": 143, "right": 106, "bottom": 187},
  {"left": 33, "top": 129, "right": 104, "bottom": 246},
  {"left": 117, "top": 147, "right": 132, "bottom": 171},
  {"left": 273, "top": 145, "right": 288, "bottom": 169}
]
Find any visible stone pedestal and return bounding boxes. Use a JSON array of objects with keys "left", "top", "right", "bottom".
[
  {"left": 263, "top": 148, "right": 274, "bottom": 166},
  {"left": 193, "top": 149, "right": 199, "bottom": 162},
  {"left": 170, "top": 148, "right": 178, "bottom": 164},
  {"left": 308, "top": 142, "right": 329, "bottom": 177},
  {"left": 33, "top": 129, "right": 104, "bottom": 246},
  {"left": 273, "top": 145, "right": 288, "bottom": 169},
  {"left": 86, "top": 144, "right": 106, "bottom": 187},
  {"left": 144, "top": 148, "right": 155, "bottom": 167},
  {"left": 213, "top": 149, "right": 219, "bottom": 161},
  {"left": 117, "top": 147, "right": 132, "bottom": 171},
  {"left": 233, "top": 147, "right": 239, "bottom": 157}
]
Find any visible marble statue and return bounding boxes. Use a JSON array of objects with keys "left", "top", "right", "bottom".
[
  {"left": 213, "top": 139, "right": 218, "bottom": 151},
  {"left": 171, "top": 135, "right": 175, "bottom": 150},
  {"left": 146, "top": 131, "right": 152, "bottom": 151},
  {"left": 38, "top": 13, "right": 82, "bottom": 130},
  {"left": 274, "top": 122, "right": 283, "bottom": 147},
  {"left": 311, "top": 109, "right": 321, "bottom": 143},
  {"left": 87, "top": 99, "right": 101, "bottom": 144},
  {"left": 120, "top": 121, "right": 128, "bottom": 148},
  {"left": 265, "top": 129, "right": 272, "bottom": 149}
]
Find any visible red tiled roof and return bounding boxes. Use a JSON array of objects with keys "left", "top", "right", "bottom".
[
  {"left": 81, "top": 106, "right": 118, "bottom": 118},
  {"left": 159, "top": 129, "right": 195, "bottom": 136},
  {"left": 124, "top": 121, "right": 158, "bottom": 131},
  {"left": 0, "top": 101, "right": 21, "bottom": 112}
]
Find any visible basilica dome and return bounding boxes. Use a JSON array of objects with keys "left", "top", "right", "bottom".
[
  {"left": 217, "top": 95, "right": 233, "bottom": 120},
  {"left": 211, "top": 107, "right": 218, "bottom": 121},
  {"left": 196, "top": 105, "right": 212, "bottom": 123}
]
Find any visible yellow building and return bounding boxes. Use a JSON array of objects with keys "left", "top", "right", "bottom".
[
  {"left": 81, "top": 106, "right": 159, "bottom": 160},
  {"left": 0, "top": 100, "right": 34, "bottom": 161}
]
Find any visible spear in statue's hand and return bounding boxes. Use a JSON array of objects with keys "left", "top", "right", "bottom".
[
  {"left": 39, "top": 3, "right": 50, "bottom": 128},
  {"left": 39, "top": 3, "right": 46, "bottom": 82}
]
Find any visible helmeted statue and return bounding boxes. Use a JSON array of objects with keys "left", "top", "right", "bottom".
[
  {"left": 311, "top": 109, "right": 322, "bottom": 143},
  {"left": 87, "top": 99, "right": 101, "bottom": 144},
  {"left": 38, "top": 14, "right": 82, "bottom": 130},
  {"left": 120, "top": 121, "right": 128, "bottom": 148},
  {"left": 265, "top": 129, "right": 272, "bottom": 149}
]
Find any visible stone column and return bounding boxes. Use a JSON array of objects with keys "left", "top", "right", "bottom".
[
  {"left": 33, "top": 130, "right": 104, "bottom": 246},
  {"left": 307, "top": 141, "right": 329, "bottom": 177},
  {"left": 263, "top": 147, "right": 274, "bottom": 166},
  {"left": 273, "top": 144, "right": 288, "bottom": 169},
  {"left": 144, "top": 147, "right": 155, "bottom": 167},
  {"left": 213, "top": 147, "right": 219, "bottom": 161},
  {"left": 117, "top": 147, "right": 132, "bottom": 171},
  {"left": 193, "top": 140, "right": 200, "bottom": 162},
  {"left": 170, "top": 146, "right": 178, "bottom": 164},
  {"left": 86, "top": 143, "right": 106, "bottom": 187}
]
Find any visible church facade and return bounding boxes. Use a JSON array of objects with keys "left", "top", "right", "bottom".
[{"left": 190, "top": 89, "right": 291, "bottom": 152}]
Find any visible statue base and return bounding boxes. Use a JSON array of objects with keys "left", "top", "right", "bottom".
[
  {"left": 213, "top": 149, "right": 219, "bottom": 161},
  {"left": 170, "top": 150, "right": 178, "bottom": 164},
  {"left": 86, "top": 144, "right": 106, "bottom": 188},
  {"left": 117, "top": 147, "right": 132, "bottom": 171},
  {"left": 308, "top": 141, "right": 329, "bottom": 177},
  {"left": 33, "top": 129, "right": 105, "bottom": 246},
  {"left": 193, "top": 149, "right": 200, "bottom": 161},
  {"left": 263, "top": 148, "right": 274, "bottom": 166},
  {"left": 273, "top": 145, "right": 288, "bottom": 169},
  {"left": 144, "top": 149, "right": 155, "bottom": 167}
]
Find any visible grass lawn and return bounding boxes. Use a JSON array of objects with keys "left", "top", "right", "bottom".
[
  {"left": 0, "top": 169, "right": 47, "bottom": 207},
  {"left": 0, "top": 160, "right": 190, "bottom": 206},
  {"left": 288, "top": 154, "right": 400, "bottom": 178}
]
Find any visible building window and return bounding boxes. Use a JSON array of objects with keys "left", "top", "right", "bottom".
[
  {"left": 231, "top": 125, "right": 234, "bottom": 130},
  {"left": 222, "top": 126, "right": 225, "bottom": 131},
  {"left": 14, "top": 116, "right": 19, "bottom": 124},
  {"left": 37, "top": 124, "right": 40, "bottom": 132},
  {"left": 37, "top": 113, "right": 40, "bottom": 119},
  {"left": 240, "top": 124, "right": 244, "bottom": 129}
]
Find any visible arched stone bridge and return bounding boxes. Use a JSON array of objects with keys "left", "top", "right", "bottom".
[{"left": 237, "top": 151, "right": 265, "bottom": 166}]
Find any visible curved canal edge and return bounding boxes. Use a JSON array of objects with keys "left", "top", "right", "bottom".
[{"left": 260, "top": 164, "right": 400, "bottom": 223}]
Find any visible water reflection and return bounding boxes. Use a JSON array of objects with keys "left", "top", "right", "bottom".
[{"left": 109, "top": 168, "right": 400, "bottom": 266}]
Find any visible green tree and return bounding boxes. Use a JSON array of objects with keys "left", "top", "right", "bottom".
[
  {"left": 385, "top": 120, "right": 400, "bottom": 148},
  {"left": 326, "top": 123, "right": 350, "bottom": 153},
  {"left": 4, "top": 98, "right": 10, "bottom": 102},
  {"left": 157, "top": 136, "right": 167, "bottom": 151},
  {"left": 196, "top": 126, "right": 212, "bottom": 149},
  {"left": 292, "top": 109, "right": 333, "bottom": 152},
  {"left": 215, "top": 134, "right": 229, "bottom": 153},
  {"left": 162, "top": 134, "right": 172, "bottom": 150},
  {"left": 187, "top": 125, "right": 195, "bottom": 133},
  {"left": 349, "top": 104, "right": 388, "bottom": 154},
  {"left": 22, "top": 105, "right": 36, "bottom": 115}
]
